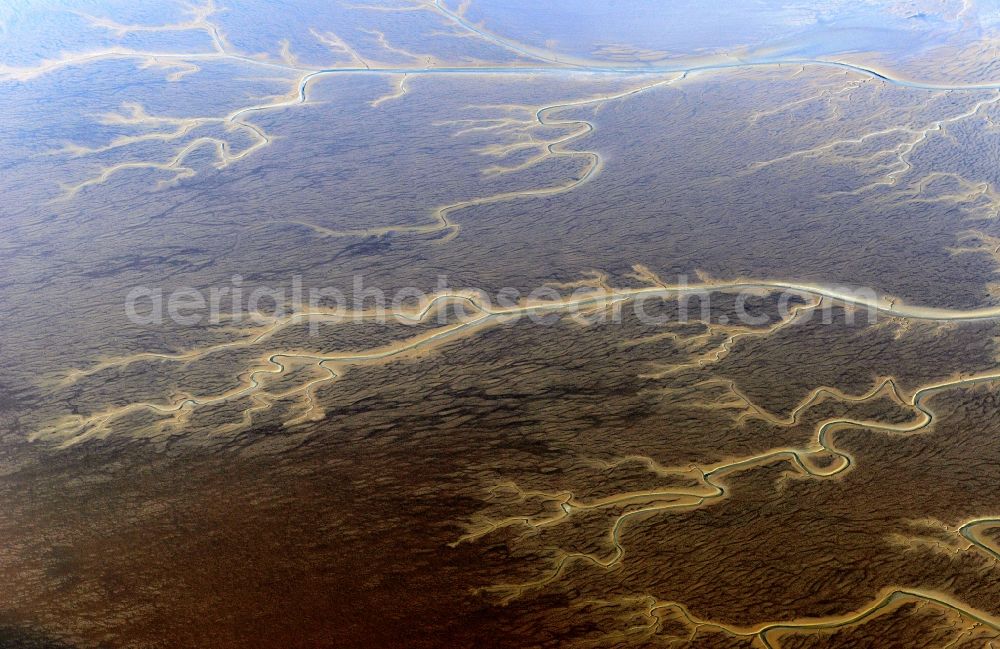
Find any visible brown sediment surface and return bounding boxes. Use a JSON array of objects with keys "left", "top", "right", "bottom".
[{"left": 4, "top": 2, "right": 1000, "bottom": 646}]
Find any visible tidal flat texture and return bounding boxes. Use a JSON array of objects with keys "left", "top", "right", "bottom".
[{"left": 2, "top": 1, "right": 1000, "bottom": 647}]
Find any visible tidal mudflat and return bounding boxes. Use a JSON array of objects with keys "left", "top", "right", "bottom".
[{"left": 2, "top": 1, "right": 1000, "bottom": 647}]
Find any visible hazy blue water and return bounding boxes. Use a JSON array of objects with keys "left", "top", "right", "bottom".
[{"left": 452, "top": 0, "right": 1000, "bottom": 65}]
